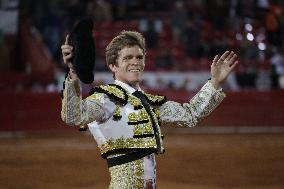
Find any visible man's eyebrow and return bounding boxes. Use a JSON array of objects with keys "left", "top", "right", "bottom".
[{"left": 123, "top": 54, "right": 133, "bottom": 58}]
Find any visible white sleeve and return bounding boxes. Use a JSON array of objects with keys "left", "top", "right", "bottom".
[
  {"left": 61, "top": 79, "right": 115, "bottom": 126},
  {"left": 159, "top": 81, "right": 226, "bottom": 127}
]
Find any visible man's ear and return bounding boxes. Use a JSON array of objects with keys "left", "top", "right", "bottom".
[{"left": 108, "top": 64, "right": 117, "bottom": 73}]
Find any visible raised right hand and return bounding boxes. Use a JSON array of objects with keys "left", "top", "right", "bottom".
[
  {"left": 61, "top": 35, "right": 77, "bottom": 80},
  {"left": 61, "top": 35, "right": 73, "bottom": 65}
]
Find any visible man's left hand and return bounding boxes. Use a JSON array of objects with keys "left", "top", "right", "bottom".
[{"left": 210, "top": 51, "right": 238, "bottom": 89}]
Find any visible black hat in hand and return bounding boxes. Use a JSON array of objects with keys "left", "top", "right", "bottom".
[{"left": 68, "top": 18, "right": 95, "bottom": 84}]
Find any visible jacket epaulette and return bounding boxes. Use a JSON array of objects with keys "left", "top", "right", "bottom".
[
  {"left": 89, "top": 84, "right": 128, "bottom": 105},
  {"left": 144, "top": 93, "right": 167, "bottom": 106}
]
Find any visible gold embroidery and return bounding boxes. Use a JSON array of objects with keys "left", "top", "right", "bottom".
[
  {"left": 144, "top": 93, "right": 166, "bottom": 105},
  {"left": 90, "top": 84, "right": 128, "bottom": 105},
  {"left": 128, "top": 109, "right": 150, "bottom": 125},
  {"left": 100, "top": 85, "right": 126, "bottom": 100},
  {"left": 99, "top": 137, "right": 157, "bottom": 155},
  {"left": 87, "top": 92, "right": 104, "bottom": 101},
  {"left": 128, "top": 112, "right": 138, "bottom": 122},
  {"left": 138, "top": 109, "right": 149, "bottom": 121},
  {"left": 133, "top": 122, "right": 154, "bottom": 136},
  {"left": 109, "top": 158, "right": 144, "bottom": 189},
  {"left": 78, "top": 125, "right": 88, "bottom": 131},
  {"left": 128, "top": 95, "right": 164, "bottom": 153},
  {"left": 129, "top": 95, "right": 142, "bottom": 108},
  {"left": 154, "top": 109, "right": 160, "bottom": 118},
  {"left": 113, "top": 105, "right": 122, "bottom": 120},
  {"left": 133, "top": 125, "right": 142, "bottom": 135}
]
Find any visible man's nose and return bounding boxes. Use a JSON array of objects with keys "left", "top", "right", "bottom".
[{"left": 131, "top": 58, "right": 139, "bottom": 65}]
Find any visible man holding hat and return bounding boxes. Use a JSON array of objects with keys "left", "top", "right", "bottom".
[{"left": 61, "top": 26, "right": 238, "bottom": 188}]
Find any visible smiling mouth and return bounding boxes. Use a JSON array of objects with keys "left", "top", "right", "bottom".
[{"left": 128, "top": 69, "right": 141, "bottom": 72}]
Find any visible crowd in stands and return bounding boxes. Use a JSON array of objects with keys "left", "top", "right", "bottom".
[{"left": 3, "top": 0, "right": 284, "bottom": 92}]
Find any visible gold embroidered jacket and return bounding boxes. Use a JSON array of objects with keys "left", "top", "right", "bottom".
[{"left": 61, "top": 79, "right": 225, "bottom": 158}]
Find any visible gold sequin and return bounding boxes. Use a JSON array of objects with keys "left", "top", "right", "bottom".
[
  {"left": 109, "top": 158, "right": 144, "bottom": 189},
  {"left": 113, "top": 105, "right": 122, "bottom": 120},
  {"left": 138, "top": 109, "right": 148, "bottom": 121},
  {"left": 100, "top": 85, "right": 126, "bottom": 100},
  {"left": 144, "top": 93, "right": 166, "bottom": 105},
  {"left": 128, "top": 112, "right": 138, "bottom": 122},
  {"left": 87, "top": 92, "right": 104, "bottom": 101},
  {"left": 99, "top": 137, "right": 157, "bottom": 155},
  {"left": 154, "top": 109, "right": 160, "bottom": 118},
  {"left": 128, "top": 109, "right": 150, "bottom": 125},
  {"left": 133, "top": 122, "right": 154, "bottom": 136},
  {"left": 129, "top": 95, "right": 142, "bottom": 107}
]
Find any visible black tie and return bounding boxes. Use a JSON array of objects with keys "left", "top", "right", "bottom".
[{"left": 132, "top": 90, "right": 162, "bottom": 153}]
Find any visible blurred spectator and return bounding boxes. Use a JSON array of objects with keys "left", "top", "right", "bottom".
[
  {"left": 243, "top": 42, "right": 260, "bottom": 60},
  {"left": 140, "top": 17, "right": 160, "bottom": 49},
  {"left": 86, "top": 0, "right": 112, "bottom": 22},
  {"left": 31, "top": 80, "right": 44, "bottom": 93},
  {"left": 265, "top": 5, "right": 281, "bottom": 47},
  {"left": 256, "top": 70, "right": 271, "bottom": 91},
  {"left": 270, "top": 47, "right": 284, "bottom": 89},
  {"left": 154, "top": 77, "right": 168, "bottom": 90},
  {"left": 139, "top": 16, "right": 162, "bottom": 33},
  {"left": 46, "top": 79, "right": 59, "bottom": 93},
  {"left": 228, "top": 0, "right": 238, "bottom": 17},
  {"left": 255, "top": 0, "right": 270, "bottom": 19},
  {"left": 206, "top": 0, "right": 229, "bottom": 30},
  {"left": 183, "top": 19, "right": 202, "bottom": 58},
  {"left": 40, "top": 6, "right": 61, "bottom": 60},
  {"left": 181, "top": 76, "right": 194, "bottom": 92},
  {"left": 63, "top": 0, "right": 86, "bottom": 29},
  {"left": 235, "top": 59, "right": 258, "bottom": 89},
  {"left": 209, "top": 33, "right": 228, "bottom": 57},
  {"left": 150, "top": 0, "right": 171, "bottom": 11},
  {"left": 171, "top": 0, "right": 188, "bottom": 41},
  {"left": 109, "top": 0, "right": 127, "bottom": 20},
  {"left": 155, "top": 49, "right": 174, "bottom": 71},
  {"left": 278, "top": 9, "right": 284, "bottom": 49},
  {"left": 236, "top": 0, "right": 255, "bottom": 18},
  {"left": 0, "top": 30, "right": 3, "bottom": 45}
]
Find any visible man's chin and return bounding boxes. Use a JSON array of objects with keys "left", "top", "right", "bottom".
[{"left": 126, "top": 78, "right": 141, "bottom": 87}]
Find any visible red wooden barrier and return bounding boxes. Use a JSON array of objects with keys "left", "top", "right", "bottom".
[{"left": 0, "top": 90, "right": 283, "bottom": 132}]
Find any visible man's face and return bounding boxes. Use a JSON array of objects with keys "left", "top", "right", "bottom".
[{"left": 109, "top": 45, "right": 145, "bottom": 88}]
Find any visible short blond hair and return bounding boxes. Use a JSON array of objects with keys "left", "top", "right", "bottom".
[{"left": 106, "top": 31, "right": 146, "bottom": 66}]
